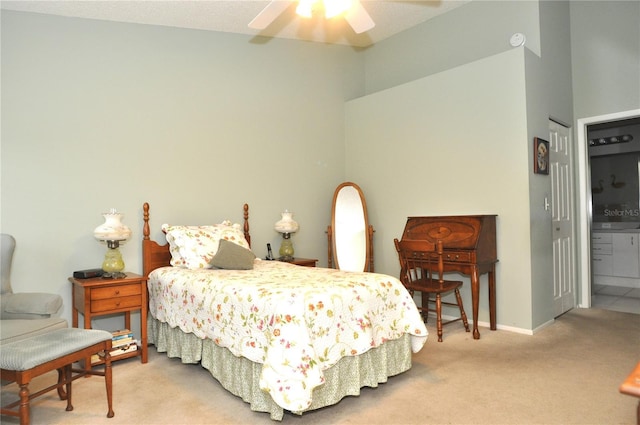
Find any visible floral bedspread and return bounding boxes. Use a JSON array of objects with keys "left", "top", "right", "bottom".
[{"left": 148, "top": 260, "right": 428, "bottom": 412}]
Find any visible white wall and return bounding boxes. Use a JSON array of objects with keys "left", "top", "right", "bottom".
[
  {"left": 570, "top": 1, "right": 640, "bottom": 120},
  {"left": 362, "top": 0, "right": 541, "bottom": 94},
  {"left": 539, "top": 0, "right": 574, "bottom": 125},
  {"left": 524, "top": 48, "right": 555, "bottom": 328},
  {"left": 1, "top": 11, "right": 362, "bottom": 334},
  {"left": 345, "top": 49, "right": 533, "bottom": 330}
]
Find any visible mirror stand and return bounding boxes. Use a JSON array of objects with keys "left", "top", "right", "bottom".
[{"left": 327, "top": 182, "right": 375, "bottom": 272}]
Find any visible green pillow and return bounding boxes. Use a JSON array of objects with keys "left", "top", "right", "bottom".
[{"left": 210, "top": 239, "right": 256, "bottom": 270}]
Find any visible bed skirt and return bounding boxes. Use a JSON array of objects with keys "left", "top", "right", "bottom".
[{"left": 148, "top": 317, "right": 413, "bottom": 420}]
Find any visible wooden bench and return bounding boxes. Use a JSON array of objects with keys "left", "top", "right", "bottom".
[{"left": 0, "top": 328, "right": 114, "bottom": 425}]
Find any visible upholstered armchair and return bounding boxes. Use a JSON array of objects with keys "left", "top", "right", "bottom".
[{"left": 1, "top": 233, "right": 63, "bottom": 320}]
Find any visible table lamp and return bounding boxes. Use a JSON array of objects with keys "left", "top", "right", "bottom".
[
  {"left": 94, "top": 208, "right": 132, "bottom": 278},
  {"left": 274, "top": 210, "right": 299, "bottom": 262}
]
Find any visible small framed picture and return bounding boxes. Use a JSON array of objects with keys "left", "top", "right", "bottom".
[{"left": 534, "top": 137, "right": 549, "bottom": 175}]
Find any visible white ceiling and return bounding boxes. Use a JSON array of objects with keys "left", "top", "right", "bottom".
[{"left": 0, "top": 0, "right": 471, "bottom": 47}]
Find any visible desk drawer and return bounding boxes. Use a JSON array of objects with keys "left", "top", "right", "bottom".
[
  {"left": 444, "top": 251, "right": 472, "bottom": 263},
  {"left": 91, "top": 284, "right": 141, "bottom": 300},
  {"left": 92, "top": 295, "right": 141, "bottom": 313}
]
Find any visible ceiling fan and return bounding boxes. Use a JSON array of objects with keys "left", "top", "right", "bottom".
[{"left": 248, "top": 0, "right": 375, "bottom": 34}]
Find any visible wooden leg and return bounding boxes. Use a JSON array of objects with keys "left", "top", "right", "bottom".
[
  {"left": 65, "top": 364, "right": 73, "bottom": 412},
  {"left": 71, "top": 302, "right": 79, "bottom": 328},
  {"left": 124, "top": 311, "right": 131, "bottom": 333},
  {"left": 104, "top": 352, "right": 114, "bottom": 418},
  {"left": 18, "top": 383, "right": 29, "bottom": 425},
  {"left": 435, "top": 294, "right": 443, "bottom": 342},
  {"left": 455, "top": 289, "right": 470, "bottom": 332},
  {"left": 471, "top": 267, "right": 480, "bottom": 339},
  {"left": 56, "top": 367, "right": 67, "bottom": 400},
  {"left": 83, "top": 313, "right": 92, "bottom": 374},
  {"left": 422, "top": 292, "right": 430, "bottom": 322},
  {"left": 488, "top": 267, "right": 497, "bottom": 330}
]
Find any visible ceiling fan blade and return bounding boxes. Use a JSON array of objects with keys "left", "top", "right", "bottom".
[
  {"left": 344, "top": 0, "right": 375, "bottom": 34},
  {"left": 248, "top": 1, "right": 294, "bottom": 30}
]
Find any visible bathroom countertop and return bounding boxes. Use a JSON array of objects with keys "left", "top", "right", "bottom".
[{"left": 592, "top": 227, "right": 640, "bottom": 233}]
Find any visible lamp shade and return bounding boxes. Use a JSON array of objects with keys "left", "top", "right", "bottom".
[
  {"left": 274, "top": 210, "right": 299, "bottom": 234},
  {"left": 94, "top": 208, "right": 132, "bottom": 242}
]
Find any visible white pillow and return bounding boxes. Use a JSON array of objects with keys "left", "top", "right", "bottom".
[{"left": 162, "top": 221, "right": 250, "bottom": 269}]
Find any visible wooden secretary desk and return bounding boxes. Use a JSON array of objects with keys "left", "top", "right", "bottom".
[{"left": 398, "top": 215, "right": 498, "bottom": 339}]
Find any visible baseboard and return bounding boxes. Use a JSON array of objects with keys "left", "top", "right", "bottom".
[
  {"left": 479, "top": 320, "right": 538, "bottom": 336},
  {"left": 437, "top": 313, "right": 540, "bottom": 336}
]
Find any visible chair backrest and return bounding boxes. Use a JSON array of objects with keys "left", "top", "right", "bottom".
[
  {"left": 1, "top": 233, "right": 16, "bottom": 295},
  {"left": 394, "top": 238, "right": 445, "bottom": 287}
]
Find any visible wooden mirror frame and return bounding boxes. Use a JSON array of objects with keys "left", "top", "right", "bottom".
[{"left": 327, "top": 182, "right": 374, "bottom": 272}]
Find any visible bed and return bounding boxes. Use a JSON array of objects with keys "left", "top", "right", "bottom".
[{"left": 142, "top": 202, "right": 428, "bottom": 420}]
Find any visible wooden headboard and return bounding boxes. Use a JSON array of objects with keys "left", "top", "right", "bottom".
[{"left": 141, "top": 202, "right": 251, "bottom": 278}]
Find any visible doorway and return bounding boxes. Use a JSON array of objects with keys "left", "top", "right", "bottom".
[{"left": 576, "top": 109, "right": 640, "bottom": 312}]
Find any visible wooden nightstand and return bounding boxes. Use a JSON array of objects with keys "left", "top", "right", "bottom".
[
  {"left": 69, "top": 272, "right": 148, "bottom": 370},
  {"left": 283, "top": 258, "right": 318, "bottom": 267}
]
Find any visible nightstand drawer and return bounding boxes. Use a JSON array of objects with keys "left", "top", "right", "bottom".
[
  {"left": 91, "top": 284, "right": 142, "bottom": 300},
  {"left": 91, "top": 295, "right": 142, "bottom": 313}
]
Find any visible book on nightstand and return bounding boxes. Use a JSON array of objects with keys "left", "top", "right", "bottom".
[{"left": 91, "top": 329, "right": 139, "bottom": 364}]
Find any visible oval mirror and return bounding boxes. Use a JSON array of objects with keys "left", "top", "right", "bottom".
[{"left": 328, "top": 182, "right": 374, "bottom": 272}]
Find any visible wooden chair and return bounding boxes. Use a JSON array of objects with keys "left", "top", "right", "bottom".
[{"left": 394, "top": 238, "right": 470, "bottom": 342}]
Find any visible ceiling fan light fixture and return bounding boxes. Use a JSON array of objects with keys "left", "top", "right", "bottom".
[
  {"left": 296, "top": 0, "right": 352, "bottom": 19},
  {"left": 251, "top": 0, "right": 374, "bottom": 34},
  {"left": 296, "top": 0, "right": 316, "bottom": 18},
  {"left": 324, "top": 0, "right": 352, "bottom": 19}
]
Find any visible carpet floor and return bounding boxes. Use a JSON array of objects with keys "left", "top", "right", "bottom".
[{"left": 2, "top": 307, "right": 639, "bottom": 424}]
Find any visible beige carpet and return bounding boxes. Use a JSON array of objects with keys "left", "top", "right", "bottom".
[{"left": 2, "top": 308, "right": 639, "bottom": 424}]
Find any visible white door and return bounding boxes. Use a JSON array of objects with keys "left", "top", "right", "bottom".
[{"left": 550, "top": 120, "right": 576, "bottom": 316}]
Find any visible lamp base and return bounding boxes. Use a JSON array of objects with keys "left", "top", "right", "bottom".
[
  {"left": 101, "top": 244, "right": 126, "bottom": 279},
  {"left": 279, "top": 233, "right": 294, "bottom": 262}
]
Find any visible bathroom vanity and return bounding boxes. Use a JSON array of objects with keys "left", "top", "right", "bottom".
[{"left": 592, "top": 228, "right": 640, "bottom": 288}]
